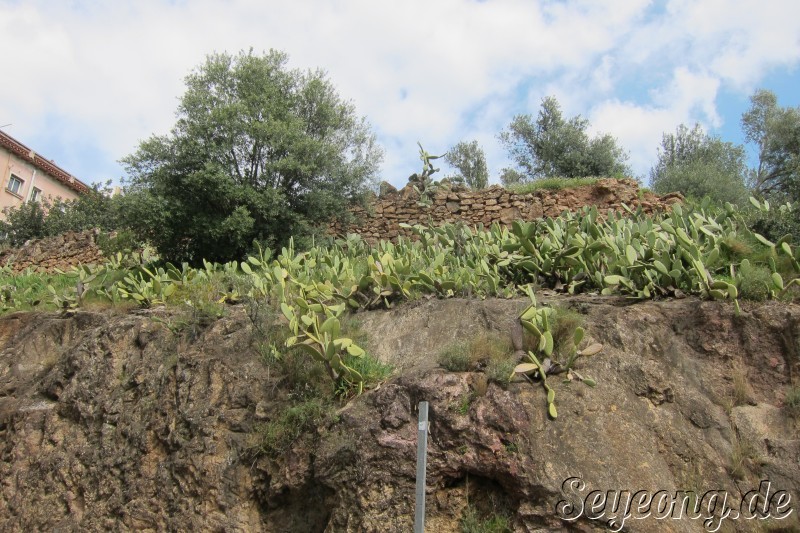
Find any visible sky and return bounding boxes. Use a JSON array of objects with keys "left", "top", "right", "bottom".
[{"left": 1, "top": 0, "right": 799, "bottom": 190}]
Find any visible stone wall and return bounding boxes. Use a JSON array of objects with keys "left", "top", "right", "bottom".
[
  {"left": 330, "top": 178, "right": 682, "bottom": 242},
  {"left": 0, "top": 230, "right": 105, "bottom": 273}
]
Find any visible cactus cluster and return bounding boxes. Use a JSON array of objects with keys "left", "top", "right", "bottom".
[
  {"left": 514, "top": 287, "right": 602, "bottom": 419},
  {"left": 3, "top": 197, "right": 799, "bottom": 397}
]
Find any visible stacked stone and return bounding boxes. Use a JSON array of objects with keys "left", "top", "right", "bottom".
[
  {"left": 330, "top": 178, "right": 682, "bottom": 244},
  {"left": 0, "top": 230, "right": 106, "bottom": 273}
]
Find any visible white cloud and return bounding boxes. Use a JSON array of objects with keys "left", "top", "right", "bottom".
[
  {"left": 589, "top": 67, "right": 723, "bottom": 180},
  {"left": 0, "top": 0, "right": 797, "bottom": 188}
]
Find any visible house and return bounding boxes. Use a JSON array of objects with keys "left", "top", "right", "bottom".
[{"left": 0, "top": 130, "right": 89, "bottom": 218}]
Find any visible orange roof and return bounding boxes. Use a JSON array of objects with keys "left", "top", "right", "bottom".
[{"left": 0, "top": 130, "right": 90, "bottom": 195}]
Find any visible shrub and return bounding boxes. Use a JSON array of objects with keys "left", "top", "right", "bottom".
[
  {"left": 745, "top": 204, "right": 800, "bottom": 245},
  {"left": 439, "top": 341, "right": 472, "bottom": 372},
  {"left": 253, "top": 398, "right": 334, "bottom": 458},
  {"left": 738, "top": 266, "right": 773, "bottom": 301},
  {"left": 461, "top": 505, "right": 511, "bottom": 533}
]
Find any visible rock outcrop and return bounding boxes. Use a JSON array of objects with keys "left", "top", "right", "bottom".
[{"left": 1, "top": 296, "right": 798, "bottom": 531}]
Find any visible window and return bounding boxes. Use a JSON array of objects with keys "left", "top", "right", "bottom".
[
  {"left": 7, "top": 174, "right": 23, "bottom": 195},
  {"left": 31, "top": 187, "right": 42, "bottom": 202}
]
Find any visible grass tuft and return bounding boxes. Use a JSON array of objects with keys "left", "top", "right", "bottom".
[
  {"left": 507, "top": 177, "right": 600, "bottom": 195},
  {"left": 460, "top": 505, "right": 511, "bottom": 533}
]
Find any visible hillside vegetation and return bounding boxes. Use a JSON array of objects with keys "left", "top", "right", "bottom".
[{"left": 2, "top": 196, "right": 798, "bottom": 399}]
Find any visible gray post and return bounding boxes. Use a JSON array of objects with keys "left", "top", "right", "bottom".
[{"left": 414, "top": 401, "right": 429, "bottom": 533}]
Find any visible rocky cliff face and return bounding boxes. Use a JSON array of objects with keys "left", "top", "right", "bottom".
[{"left": 1, "top": 297, "right": 798, "bottom": 532}]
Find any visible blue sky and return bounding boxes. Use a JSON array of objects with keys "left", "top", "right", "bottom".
[{"left": 1, "top": 0, "right": 799, "bottom": 189}]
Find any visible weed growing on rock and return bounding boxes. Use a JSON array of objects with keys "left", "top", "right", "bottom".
[
  {"left": 731, "top": 364, "right": 751, "bottom": 407},
  {"left": 252, "top": 398, "right": 335, "bottom": 458},
  {"left": 439, "top": 333, "right": 515, "bottom": 378},
  {"left": 485, "top": 358, "right": 515, "bottom": 387},
  {"left": 729, "top": 430, "right": 762, "bottom": 481},
  {"left": 785, "top": 385, "right": 800, "bottom": 418},
  {"left": 439, "top": 341, "right": 473, "bottom": 372},
  {"left": 460, "top": 505, "right": 511, "bottom": 533}
]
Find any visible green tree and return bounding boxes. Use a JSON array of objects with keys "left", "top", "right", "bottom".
[
  {"left": 649, "top": 124, "right": 749, "bottom": 205},
  {"left": 121, "top": 49, "right": 383, "bottom": 264},
  {"left": 498, "top": 96, "right": 629, "bottom": 181},
  {"left": 444, "top": 140, "right": 489, "bottom": 189},
  {"left": 0, "top": 200, "right": 46, "bottom": 246},
  {"left": 742, "top": 89, "right": 800, "bottom": 200},
  {"left": 0, "top": 182, "right": 123, "bottom": 247},
  {"left": 499, "top": 168, "right": 525, "bottom": 187},
  {"left": 44, "top": 181, "right": 122, "bottom": 235}
]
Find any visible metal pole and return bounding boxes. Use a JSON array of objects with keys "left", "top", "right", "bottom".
[{"left": 414, "top": 401, "right": 429, "bottom": 533}]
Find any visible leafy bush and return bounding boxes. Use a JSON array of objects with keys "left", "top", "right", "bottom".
[
  {"left": 0, "top": 182, "right": 129, "bottom": 248},
  {"left": 0, "top": 201, "right": 46, "bottom": 246},
  {"left": 737, "top": 265, "right": 773, "bottom": 301},
  {"left": 743, "top": 199, "right": 800, "bottom": 244}
]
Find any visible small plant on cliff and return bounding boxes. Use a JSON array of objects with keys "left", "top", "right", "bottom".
[
  {"left": 252, "top": 397, "right": 335, "bottom": 458},
  {"left": 785, "top": 385, "right": 800, "bottom": 418},
  {"left": 438, "top": 341, "right": 472, "bottom": 372},
  {"left": 460, "top": 505, "right": 511, "bottom": 533},
  {"left": 513, "top": 287, "right": 602, "bottom": 419}
]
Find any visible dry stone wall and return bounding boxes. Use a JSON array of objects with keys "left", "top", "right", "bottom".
[
  {"left": 330, "top": 178, "right": 682, "bottom": 243},
  {"left": 0, "top": 230, "right": 105, "bottom": 273}
]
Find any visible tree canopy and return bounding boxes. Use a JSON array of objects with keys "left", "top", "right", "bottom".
[
  {"left": 444, "top": 140, "right": 489, "bottom": 189},
  {"left": 649, "top": 124, "right": 749, "bottom": 205},
  {"left": 498, "top": 96, "right": 629, "bottom": 183},
  {"left": 121, "top": 49, "right": 383, "bottom": 263},
  {"left": 742, "top": 89, "right": 800, "bottom": 201}
]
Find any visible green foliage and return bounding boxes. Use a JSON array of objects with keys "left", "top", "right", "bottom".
[
  {"left": 485, "top": 357, "right": 516, "bottom": 388},
  {"left": 121, "top": 49, "right": 383, "bottom": 264},
  {"left": 742, "top": 198, "right": 800, "bottom": 245},
  {"left": 407, "top": 142, "right": 446, "bottom": 206},
  {"left": 4, "top": 191, "right": 800, "bottom": 397},
  {"left": 438, "top": 333, "right": 514, "bottom": 375},
  {"left": 498, "top": 96, "right": 629, "bottom": 182},
  {"left": 252, "top": 397, "right": 334, "bottom": 458},
  {"left": 742, "top": 89, "right": 800, "bottom": 201},
  {"left": 445, "top": 140, "right": 489, "bottom": 190},
  {"left": 785, "top": 385, "right": 800, "bottom": 418},
  {"left": 0, "top": 182, "right": 130, "bottom": 248},
  {"left": 0, "top": 200, "right": 46, "bottom": 246},
  {"left": 515, "top": 288, "right": 601, "bottom": 418},
  {"left": 460, "top": 506, "right": 511, "bottom": 533},
  {"left": 650, "top": 124, "right": 749, "bottom": 205},
  {"left": 0, "top": 267, "right": 73, "bottom": 312},
  {"left": 96, "top": 229, "right": 140, "bottom": 257},
  {"left": 340, "top": 353, "right": 393, "bottom": 392},
  {"left": 737, "top": 264, "right": 773, "bottom": 301},
  {"left": 438, "top": 341, "right": 472, "bottom": 372},
  {"left": 499, "top": 168, "right": 525, "bottom": 188},
  {"left": 44, "top": 182, "right": 124, "bottom": 235},
  {"left": 506, "top": 176, "right": 599, "bottom": 194}
]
